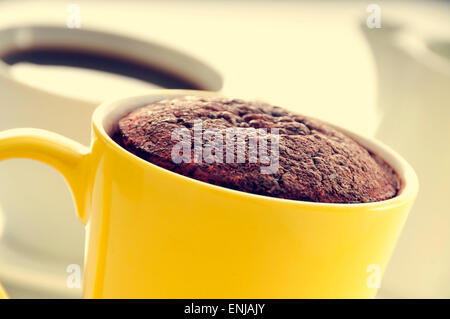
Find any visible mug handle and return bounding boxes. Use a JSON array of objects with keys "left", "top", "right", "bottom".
[{"left": 0, "top": 128, "right": 90, "bottom": 298}]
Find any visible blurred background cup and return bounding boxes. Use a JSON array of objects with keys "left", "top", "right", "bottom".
[
  {"left": 0, "top": 0, "right": 448, "bottom": 299},
  {"left": 362, "top": 18, "right": 450, "bottom": 298},
  {"left": 0, "top": 24, "right": 222, "bottom": 298}
]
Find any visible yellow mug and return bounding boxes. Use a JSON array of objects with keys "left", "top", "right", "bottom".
[{"left": 0, "top": 90, "right": 418, "bottom": 298}]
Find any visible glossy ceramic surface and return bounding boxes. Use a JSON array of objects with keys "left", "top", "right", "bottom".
[
  {"left": 362, "top": 20, "right": 450, "bottom": 298},
  {"left": 0, "top": 25, "right": 222, "bottom": 296},
  {"left": 0, "top": 90, "right": 418, "bottom": 298}
]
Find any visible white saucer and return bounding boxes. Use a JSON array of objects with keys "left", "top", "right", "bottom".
[{"left": 0, "top": 239, "right": 82, "bottom": 298}]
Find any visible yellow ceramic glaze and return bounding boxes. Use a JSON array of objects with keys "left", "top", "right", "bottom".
[
  {"left": 0, "top": 90, "right": 418, "bottom": 298},
  {"left": 0, "top": 283, "right": 7, "bottom": 298}
]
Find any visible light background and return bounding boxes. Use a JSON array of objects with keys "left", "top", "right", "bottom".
[{"left": 0, "top": 0, "right": 449, "bottom": 298}]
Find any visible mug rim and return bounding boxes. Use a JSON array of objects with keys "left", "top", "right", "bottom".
[
  {"left": 92, "top": 89, "right": 419, "bottom": 210},
  {"left": 396, "top": 30, "right": 450, "bottom": 77},
  {"left": 0, "top": 24, "right": 223, "bottom": 92}
]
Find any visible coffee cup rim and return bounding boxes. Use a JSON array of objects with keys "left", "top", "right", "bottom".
[{"left": 93, "top": 90, "right": 419, "bottom": 210}]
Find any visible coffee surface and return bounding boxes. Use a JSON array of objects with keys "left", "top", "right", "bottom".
[
  {"left": 2, "top": 47, "right": 200, "bottom": 89},
  {"left": 115, "top": 96, "right": 400, "bottom": 203}
]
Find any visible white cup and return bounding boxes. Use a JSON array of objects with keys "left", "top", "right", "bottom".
[
  {"left": 362, "top": 20, "right": 450, "bottom": 298},
  {"left": 0, "top": 24, "right": 222, "bottom": 296}
]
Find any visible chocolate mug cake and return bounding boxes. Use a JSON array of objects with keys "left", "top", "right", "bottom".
[{"left": 114, "top": 96, "right": 400, "bottom": 203}]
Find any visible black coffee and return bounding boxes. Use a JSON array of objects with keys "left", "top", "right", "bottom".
[{"left": 1, "top": 47, "right": 201, "bottom": 90}]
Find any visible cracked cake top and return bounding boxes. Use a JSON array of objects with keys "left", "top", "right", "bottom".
[{"left": 115, "top": 95, "right": 400, "bottom": 203}]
